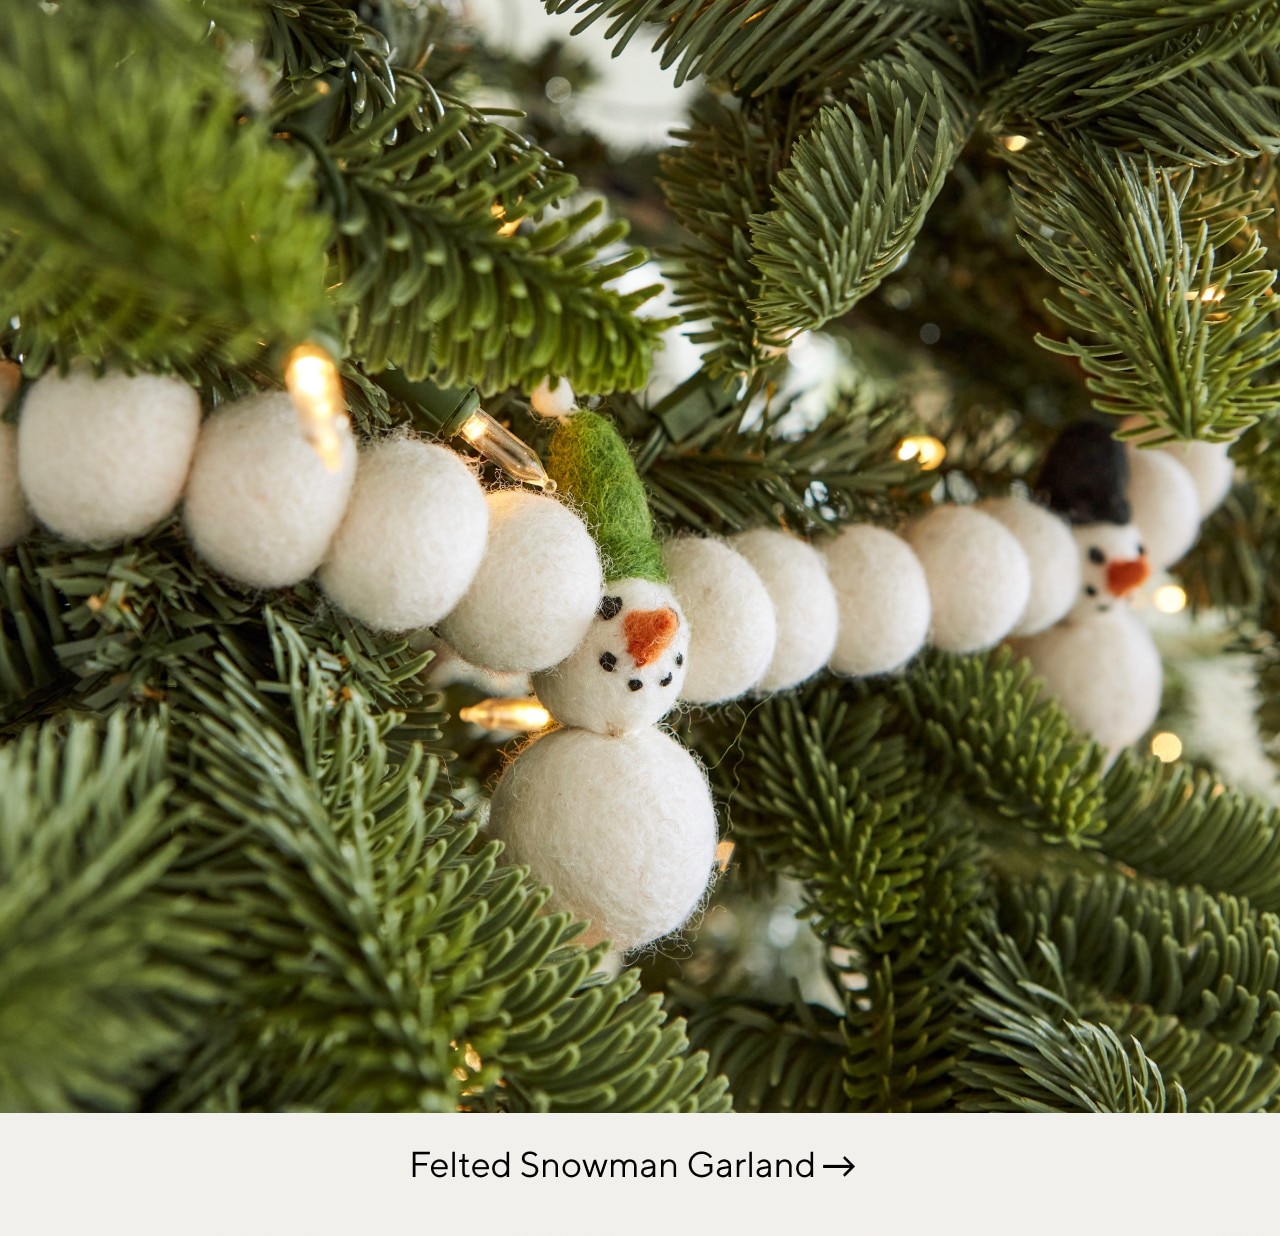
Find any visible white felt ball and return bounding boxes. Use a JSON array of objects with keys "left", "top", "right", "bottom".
[
  {"left": 663, "top": 536, "right": 777, "bottom": 704},
  {"left": 0, "top": 422, "right": 32, "bottom": 550},
  {"left": 19, "top": 366, "right": 201, "bottom": 543},
  {"left": 487, "top": 725, "right": 718, "bottom": 952},
  {"left": 532, "top": 576, "right": 689, "bottom": 735},
  {"left": 823, "top": 524, "right": 931, "bottom": 676},
  {"left": 318, "top": 436, "right": 489, "bottom": 630},
  {"left": 439, "top": 489, "right": 603, "bottom": 672},
  {"left": 904, "top": 505, "right": 1031, "bottom": 653},
  {"left": 1013, "top": 607, "right": 1162, "bottom": 761},
  {"left": 530, "top": 377, "right": 576, "bottom": 419},
  {"left": 729, "top": 527, "right": 838, "bottom": 690},
  {"left": 183, "top": 391, "right": 355, "bottom": 588},
  {"left": 1125, "top": 445, "right": 1200, "bottom": 568},
  {"left": 1157, "top": 440, "right": 1234, "bottom": 518},
  {"left": 978, "top": 497, "right": 1080, "bottom": 636}
]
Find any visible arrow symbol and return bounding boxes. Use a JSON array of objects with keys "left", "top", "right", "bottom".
[{"left": 821, "top": 1156, "right": 855, "bottom": 1177}]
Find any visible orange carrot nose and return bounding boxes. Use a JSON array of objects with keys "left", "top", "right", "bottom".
[
  {"left": 1106, "top": 557, "right": 1150, "bottom": 597},
  {"left": 624, "top": 607, "right": 679, "bottom": 667}
]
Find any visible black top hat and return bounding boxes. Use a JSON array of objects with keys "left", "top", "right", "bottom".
[{"left": 1035, "top": 422, "right": 1131, "bottom": 525}]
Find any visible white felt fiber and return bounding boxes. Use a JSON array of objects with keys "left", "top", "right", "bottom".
[
  {"left": 487, "top": 725, "right": 718, "bottom": 951},
  {"left": 1125, "top": 445, "right": 1200, "bottom": 568},
  {"left": 978, "top": 496, "right": 1080, "bottom": 636},
  {"left": 319, "top": 436, "right": 489, "bottom": 630},
  {"left": 530, "top": 377, "right": 576, "bottom": 419},
  {"left": 663, "top": 536, "right": 777, "bottom": 704},
  {"left": 730, "top": 527, "right": 838, "bottom": 690},
  {"left": 823, "top": 524, "right": 931, "bottom": 676},
  {"left": 904, "top": 505, "right": 1031, "bottom": 653},
  {"left": 183, "top": 391, "right": 355, "bottom": 588},
  {"left": 1013, "top": 606, "right": 1162, "bottom": 761},
  {"left": 440, "top": 489, "right": 603, "bottom": 672},
  {"left": 1157, "top": 440, "right": 1233, "bottom": 516},
  {"left": 19, "top": 365, "right": 201, "bottom": 543},
  {"left": 532, "top": 576, "right": 689, "bottom": 734},
  {"left": 0, "top": 422, "right": 32, "bottom": 549}
]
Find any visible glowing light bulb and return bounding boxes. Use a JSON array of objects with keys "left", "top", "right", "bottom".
[
  {"left": 285, "top": 344, "right": 350, "bottom": 472},
  {"left": 715, "top": 840, "right": 736, "bottom": 871},
  {"left": 1151, "top": 732, "right": 1183, "bottom": 763},
  {"left": 1153, "top": 584, "right": 1187, "bottom": 614},
  {"left": 460, "top": 411, "right": 556, "bottom": 491},
  {"left": 458, "top": 697, "right": 553, "bottom": 733},
  {"left": 491, "top": 203, "right": 522, "bottom": 237},
  {"left": 896, "top": 434, "right": 947, "bottom": 470},
  {"left": 1001, "top": 135, "right": 1030, "bottom": 152}
]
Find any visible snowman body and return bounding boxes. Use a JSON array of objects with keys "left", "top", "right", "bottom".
[{"left": 494, "top": 577, "right": 718, "bottom": 952}]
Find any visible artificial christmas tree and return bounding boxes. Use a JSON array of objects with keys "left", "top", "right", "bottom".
[{"left": 5, "top": 0, "right": 1280, "bottom": 1113}]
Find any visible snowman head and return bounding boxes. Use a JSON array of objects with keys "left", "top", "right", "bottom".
[
  {"left": 532, "top": 577, "right": 690, "bottom": 735},
  {"left": 1067, "top": 522, "right": 1149, "bottom": 621}
]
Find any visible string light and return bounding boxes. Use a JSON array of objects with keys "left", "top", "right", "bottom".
[
  {"left": 1150, "top": 731, "right": 1183, "bottom": 762},
  {"left": 1001, "top": 135, "right": 1030, "bottom": 152},
  {"left": 460, "top": 411, "right": 557, "bottom": 491},
  {"left": 1153, "top": 584, "right": 1188, "bottom": 614},
  {"left": 285, "top": 344, "right": 350, "bottom": 472},
  {"left": 715, "top": 840, "right": 736, "bottom": 871},
  {"left": 491, "top": 203, "right": 522, "bottom": 237},
  {"left": 459, "top": 697, "right": 553, "bottom": 732},
  {"left": 896, "top": 434, "right": 947, "bottom": 470}
]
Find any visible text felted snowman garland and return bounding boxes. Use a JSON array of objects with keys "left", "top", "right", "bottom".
[{"left": 0, "top": 359, "right": 1232, "bottom": 953}]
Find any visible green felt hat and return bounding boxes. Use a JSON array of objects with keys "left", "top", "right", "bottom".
[{"left": 547, "top": 412, "right": 666, "bottom": 584}]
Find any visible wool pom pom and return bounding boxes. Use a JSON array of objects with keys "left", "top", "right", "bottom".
[
  {"left": 1158, "top": 440, "right": 1233, "bottom": 518},
  {"left": 487, "top": 725, "right": 718, "bottom": 952},
  {"left": 439, "top": 489, "right": 603, "bottom": 672},
  {"left": 663, "top": 536, "right": 777, "bottom": 704},
  {"left": 532, "top": 576, "right": 689, "bottom": 734},
  {"left": 319, "top": 436, "right": 489, "bottom": 630},
  {"left": 729, "top": 527, "right": 838, "bottom": 690},
  {"left": 1013, "top": 607, "right": 1161, "bottom": 760},
  {"left": 530, "top": 377, "right": 576, "bottom": 419},
  {"left": 823, "top": 525, "right": 930, "bottom": 676},
  {"left": 1125, "top": 445, "right": 1200, "bottom": 568},
  {"left": 978, "top": 497, "right": 1080, "bottom": 636},
  {"left": 0, "top": 422, "right": 32, "bottom": 550},
  {"left": 19, "top": 365, "right": 200, "bottom": 543},
  {"left": 183, "top": 391, "right": 355, "bottom": 588},
  {"left": 904, "top": 506, "right": 1031, "bottom": 653},
  {"left": 547, "top": 412, "right": 666, "bottom": 584}
]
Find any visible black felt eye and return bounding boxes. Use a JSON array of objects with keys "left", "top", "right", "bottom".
[
  {"left": 1137, "top": 544, "right": 1146, "bottom": 557},
  {"left": 674, "top": 653, "right": 684, "bottom": 667},
  {"left": 659, "top": 673, "right": 673, "bottom": 687},
  {"left": 1088, "top": 547, "right": 1105, "bottom": 565},
  {"left": 597, "top": 596, "right": 623, "bottom": 620},
  {"left": 599, "top": 651, "right": 617, "bottom": 672},
  {"left": 1085, "top": 584, "right": 1098, "bottom": 596},
  {"left": 627, "top": 679, "right": 643, "bottom": 692}
]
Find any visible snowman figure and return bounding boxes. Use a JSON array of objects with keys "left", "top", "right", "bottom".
[
  {"left": 1011, "top": 423, "right": 1162, "bottom": 761},
  {"left": 487, "top": 413, "right": 718, "bottom": 953}
]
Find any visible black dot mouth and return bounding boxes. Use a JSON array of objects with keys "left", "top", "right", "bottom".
[
  {"left": 1085, "top": 584, "right": 1098, "bottom": 596},
  {"left": 659, "top": 673, "right": 673, "bottom": 687},
  {"left": 599, "top": 651, "right": 617, "bottom": 672},
  {"left": 674, "top": 653, "right": 684, "bottom": 667},
  {"left": 627, "top": 679, "right": 643, "bottom": 692}
]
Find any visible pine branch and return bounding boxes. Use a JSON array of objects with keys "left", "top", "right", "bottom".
[
  {"left": 1001, "top": 874, "right": 1280, "bottom": 1060},
  {"left": 1011, "top": 140, "right": 1280, "bottom": 440},
  {"left": 0, "top": 716, "right": 226, "bottom": 1111},
  {"left": 1100, "top": 752, "right": 1280, "bottom": 913},
  {"left": 749, "top": 52, "right": 973, "bottom": 336},
  {"left": 318, "top": 73, "right": 664, "bottom": 392},
  {"left": 957, "top": 933, "right": 1185, "bottom": 1112},
  {"left": 0, "top": 3, "right": 332, "bottom": 373},
  {"left": 680, "top": 994, "right": 850, "bottom": 1112},
  {"left": 895, "top": 648, "right": 1109, "bottom": 846},
  {"left": 543, "top": 0, "right": 943, "bottom": 95}
]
